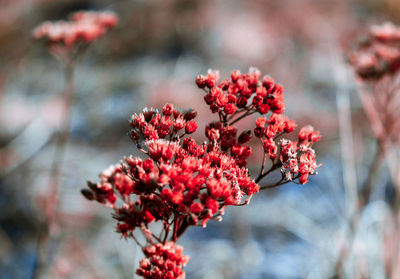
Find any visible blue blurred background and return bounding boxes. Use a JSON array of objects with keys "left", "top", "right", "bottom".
[{"left": 1, "top": 0, "right": 399, "bottom": 278}]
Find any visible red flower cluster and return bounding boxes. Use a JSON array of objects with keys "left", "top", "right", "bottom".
[
  {"left": 348, "top": 22, "right": 400, "bottom": 80},
  {"left": 33, "top": 11, "right": 118, "bottom": 47},
  {"left": 348, "top": 22, "right": 400, "bottom": 175},
  {"left": 196, "top": 68, "right": 285, "bottom": 115},
  {"left": 254, "top": 114, "right": 320, "bottom": 184},
  {"left": 281, "top": 126, "right": 320, "bottom": 184},
  {"left": 196, "top": 69, "right": 321, "bottom": 186},
  {"left": 129, "top": 104, "right": 198, "bottom": 141},
  {"left": 83, "top": 103, "right": 259, "bottom": 238},
  {"left": 136, "top": 242, "right": 189, "bottom": 279},
  {"left": 204, "top": 121, "right": 253, "bottom": 167},
  {"left": 83, "top": 68, "right": 321, "bottom": 278}
]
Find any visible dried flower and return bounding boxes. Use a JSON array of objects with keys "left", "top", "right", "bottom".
[{"left": 83, "top": 68, "right": 321, "bottom": 278}]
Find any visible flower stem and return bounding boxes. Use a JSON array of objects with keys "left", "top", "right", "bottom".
[
  {"left": 360, "top": 139, "right": 385, "bottom": 206},
  {"left": 32, "top": 60, "right": 75, "bottom": 279}
]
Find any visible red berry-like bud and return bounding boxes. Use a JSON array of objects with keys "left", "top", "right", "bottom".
[
  {"left": 162, "top": 103, "right": 174, "bottom": 116},
  {"left": 256, "top": 117, "right": 267, "bottom": 127},
  {"left": 143, "top": 210, "right": 155, "bottom": 223},
  {"left": 231, "top": 70, "right": 241, "bottom": 82},
  {"left": 284, "top": 119, "right": 296, "bottom": 133},
  {"left": 173, "top": 109, "right": 180, "bottom": 119},
  {"left": 205, "top": 197, "right": 219, "bottom": 214},
  {"left": 161, "top": 188, "right": 173, "bottom": 200},
  {"left": 190, "top": 202, "right": 204, "bottom": 214},
  {"left": 265, "top": 125, "right": 277, "bottom": 138},
  {"left": 143, "top": 108, "right": 156, "bottom": 122},
  {"left": 256, "top": 86, "right": 268, "bottom": 97},
  {"left": 299, "top": 173, "right": 309, "bottom": 184},
  {"left": 173, "top": 115, "right": 185, "bottom": 131},
  {"left": 238, "top": 130, "right": 252, "bottom": 144},
  {"left": 271, "top": 83, "right": 284, "bottom": 95},
  {"left": 228, "top": 84, "right": 239, "bottom": 95},
  {"left": 210, "top": 87, "right": 222, "bottom": 98},
  {"left": 236, "top": 97, "right": 247, "bottom": 108},
  {"left": 143, "top": 158, "right": 154, "bottom": 172},
  {"left": 271, "top": 99, "right": 285, "bottom": 114},
  {"left": 150, "top": 113, "right": 161, "bottom": 127},
  {"left": 224, "top": 103, "right": 237, "bottom": 114},
  {"left": 309, "top": 131, "right": 321, "bottom": 142},
  {"left": 236, "top": 79, "right": 246, "bottom": 91},
  {"left": 241, "top": 86, "right": 253, "bottom": 98},
  {"left": 206, "top": 128, "right": 220, "bottom": 141},
  {"left": 227, "top": 94, "right": 237, "bottom": 103},
  {"left": 243, "top": 146, "right": 252, "bottom": 157},
  {"left": 139, "top": 258, "right": 151, "bottom": 270},
  {"left": 262, "top": 75, "right": 275, "bottom": 90},
  {"left": 263, "top": 138, "right": 277, "bottom": 159},
  {"left": 185, "top": 120, "right": 198, "bottom": 134},
  {"left": 128, "top": 129, "right": 140, "bottom": 142},
  {"left": 216, "top": 93, "right": 228, "bottom": 107},
  {"left": 183, "top": 109, "right": 197, "bottom": 121},
  {"left": 258, "top": 103, "right": 270, "bottom": 114},
  {"left": 254, "top": 127, "right": 264, "bottom": 138},
  {"left": 299, "top": 125, "right": 314, "bottom": 141},
  {"left": 218, "top": 79, "right": 230, "bottom": 90},
  {"left": 231, "top": 144, "right": 242, "bottom": 156},
  {"left": 196, "top": 75, "right": 206, "bottom": 88},
  {"left": 205, "top": 70, "right": 220, "bottom": 88},
  {"left": 204, "top": 93, "right": 214, "bottom": 105},
  {"left": 210, "top": 103, "right": 219, "bottom": 113},
  {"left": 252, "top": 95, "right": 263, "bottom": 107},
  {"left": 81, "top": 189, "right": 94, "bottom": 200}
]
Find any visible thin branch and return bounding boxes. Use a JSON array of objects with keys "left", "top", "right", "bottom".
[
  {"left": 150, "top": 231, "right": 162, "bottom": 243},
  {"left": 131, "top": 233, "right": 144, "bottom": 249},
  {"left": 229, "top": 109, "right": 256, "bottom": 125},
  {"left": 32, "top": 59, "right": 75, "bottom": 279},
  {"left": 258, "top": 139, "right": 268, "bottom": 179},
  {"left": 360, "top": 139, "right": 385, "bottom": 206},
  {"left": 255, "top": 163, "right": 281, "bottom": 183},
  {"left": 172, "top": 217, "right": 179, "bottom": 242},
  {"left": 259, "top": 179, "right": 291, "bottom": 190},
  {"left": 162, "top": 222, "right": 170, "bottom": 244}
]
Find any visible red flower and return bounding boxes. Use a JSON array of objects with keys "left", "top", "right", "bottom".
[
  {"left": 185, "top": 120, "right": 198, "bottom": 134},
  {"left": 33, "top": 10, "right": 118, "bottom": 48},
  {"left": 190, "top": 202, "right": 204, "bottom": 214},
  {"left": 224, "top": 103, "right": 237, "bottom": 114},
  {"left": 137, "top": 242, "right": 189, "bottom": 279},
  {"left": 83, "top": 68, "right": 321, "bottom": 279}
]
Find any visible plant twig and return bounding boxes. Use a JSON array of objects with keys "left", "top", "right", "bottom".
[{"left": 32, "top": 60, "right": 75, "bottom": 279}]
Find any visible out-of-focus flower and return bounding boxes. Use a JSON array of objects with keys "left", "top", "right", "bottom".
[
  {"left": 348, "top": 22, "right": 400, "bottom": 80},
  {"left": 32, "top": 11, "right": 118, "bottom": 47}
]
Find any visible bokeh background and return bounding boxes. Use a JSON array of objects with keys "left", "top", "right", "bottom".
[{"left": 1, "top": 0, "right": 399, "bottom": 278}]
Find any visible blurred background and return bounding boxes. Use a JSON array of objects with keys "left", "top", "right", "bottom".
[{"left": 1, "top": 0, "right": 400, "bottom": 278}]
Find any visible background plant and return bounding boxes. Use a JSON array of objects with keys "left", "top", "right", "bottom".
[{"left": 31, "top": 10, "right": 117, "bottom": 278}]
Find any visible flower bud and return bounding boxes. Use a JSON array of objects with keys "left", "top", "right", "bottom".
[
  {"left": 185, "top": 120, "right": 198, "bottom": 134},
  {"left": 183, "top": 109, "right": 197, "bottom": 121},
  {"left": 81, "top": 189, "right": 94, "bottom": 200},
  {"left": 238, "top": 130, "right": 252, "bottom": 144}
]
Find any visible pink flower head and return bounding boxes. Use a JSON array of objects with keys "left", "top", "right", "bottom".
[
  {"left": 349, "top": 22, "right": 400, "bottom": 79},
  {"left": 33, "top": 10, "right": 118, "bottom": 48}
]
